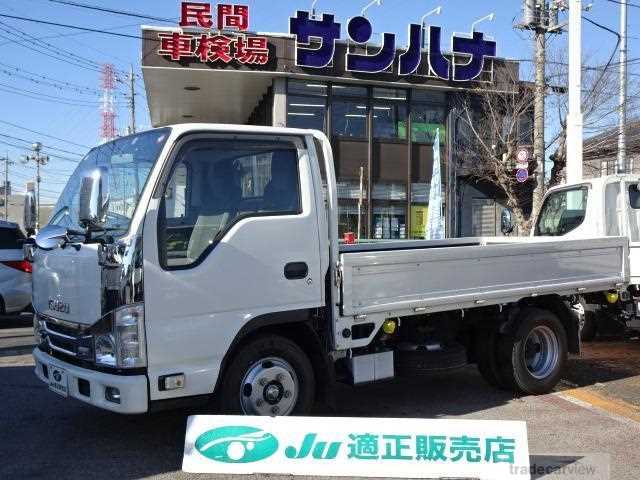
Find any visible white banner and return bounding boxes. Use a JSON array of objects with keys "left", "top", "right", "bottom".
[
  {"left": 183, "top": 415, "right": 530, "bottom": 479},
  {"left": 425, "top": 128, "right": 445, "bottom": 239}
]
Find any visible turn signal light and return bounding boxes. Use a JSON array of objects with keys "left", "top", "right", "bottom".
[{"left": 1, "top": 260, "right": 32, "bottom": 273}]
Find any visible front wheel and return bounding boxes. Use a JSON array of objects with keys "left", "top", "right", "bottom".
[
  {"left": 218, "top": 334, "right": 315, "bottom": 416},
  {"left": 497, "top": 308, "right": 568, "bottom": 395}
]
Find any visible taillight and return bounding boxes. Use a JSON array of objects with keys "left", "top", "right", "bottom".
[{"left": 1, "top": 260, "right": 32, "bottom": 273}]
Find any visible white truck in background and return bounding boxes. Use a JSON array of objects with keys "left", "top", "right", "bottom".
[
  {"left": 27, "top": 124, "right": 628, "bottom": 415},
  {"left": 529, "top": 175, "right": 640, "bottom": 339}
]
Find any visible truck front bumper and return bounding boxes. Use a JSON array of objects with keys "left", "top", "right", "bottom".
[{"left": 33, "top": 348, "right": 149, "bottom": 414}]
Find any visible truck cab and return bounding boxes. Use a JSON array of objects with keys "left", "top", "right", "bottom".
[{"left": 533, "top": 174, "right": 640, "bottom": 334}]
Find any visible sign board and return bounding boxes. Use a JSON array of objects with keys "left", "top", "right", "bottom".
[
  {"left": 183, "top": 415, "right": 531, "bottom": 479},
  {"left": 290, "top": 11, "right": 496, "bottom": 81},
  {"left": 157, "top": 3, "right": 270, "bottom": 66},
  {"left": 516, "top": 148, "right": 529, "bottom": 164},
  {"left": 516, "top": 168, "right": 528, "bottom": 183}
]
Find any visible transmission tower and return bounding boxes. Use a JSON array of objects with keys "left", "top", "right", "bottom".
[{"left": 100, "top": 64, "right": 117, "bottom": 143}]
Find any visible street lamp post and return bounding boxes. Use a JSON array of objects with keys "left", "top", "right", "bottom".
[{"left": 421, "top": 7, "right": 442, "bottom": 49}]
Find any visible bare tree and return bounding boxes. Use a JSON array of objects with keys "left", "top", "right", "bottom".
[{"left": 455, "top": 63, "right": 535, "bottom": 232}]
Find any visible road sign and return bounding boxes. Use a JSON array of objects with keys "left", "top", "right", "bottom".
[
  {"left": 516, "top": 168, "right": 528, "bottom": 183},
  {"left": 516, "top": 148, "right": 529, "bottom": 164}
]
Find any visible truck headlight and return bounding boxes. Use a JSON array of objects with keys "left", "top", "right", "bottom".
[
  {"left": 114, "top": 303, "right": 146, "bottom": 368},
  {"left": 95, "top": 334, "right": 117, "bottom": 367},
  {"left": 94, "top": 303, "right": 146, "bottom": 368},
  {"left": 33, "top": 315, "right": 44, "bottom": 344}
]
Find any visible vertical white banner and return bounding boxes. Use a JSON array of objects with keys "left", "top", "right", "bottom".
[{"left": 426, "top": 128, "right": 445, "bottom": 239}]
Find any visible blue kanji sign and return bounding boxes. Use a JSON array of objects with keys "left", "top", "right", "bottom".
[{"left": 289, "top": 10, "right": 497, "bottom": 81}]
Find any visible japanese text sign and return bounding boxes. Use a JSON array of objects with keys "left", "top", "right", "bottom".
[
  {"left": 289, "top": 11, "right": 497, "bottom": 81},
  {"left": 183, "top": 415, "right": 531, "bottom": 479},
  {"left": 160, "top": 3, "right": 269, "bottom": 66}
]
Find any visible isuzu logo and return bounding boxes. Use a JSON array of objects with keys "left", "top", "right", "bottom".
[{"left": 48, "top": 296, "right": 70, "bottom": 314}]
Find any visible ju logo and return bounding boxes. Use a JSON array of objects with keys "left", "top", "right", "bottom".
[{"left": 194, "top": 426, "right": 279, "bottom": 463}]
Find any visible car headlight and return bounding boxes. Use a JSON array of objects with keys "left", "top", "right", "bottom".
[{"left": 94, "top": 303, "right": 146, "bottom": 368}]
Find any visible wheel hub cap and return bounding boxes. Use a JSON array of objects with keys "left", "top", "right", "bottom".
[
  {"left": 240, "top": 357, "right": 298, "bottom": 416},
  {"left": 524, "top": 325, "right": 560, "bottom": 379}
]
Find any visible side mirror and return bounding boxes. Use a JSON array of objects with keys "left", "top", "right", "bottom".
[
  {"left": 23, "top": 191, "right": 37, "bottom": 236},
  {"left": 35, "top": 224, "right": 68, "bottom": 250},
  {"left": 79, "top": 168, "right": 110, "bottom": 230},
  {"left": 501, "top": 209, "right": 514, "bottom": 236}
]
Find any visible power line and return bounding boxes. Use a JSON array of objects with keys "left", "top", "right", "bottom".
[
  {"left": 607, "top": 0, "right": 640, "bottom": 9},
  {"left": 0, "top": 120, "right": 90, "bottom": 149},
  {"left": 0, "top": 133, "right": 83, "bottom": 157},
  {"left": 0, "top": 13, "right": 153, "bottom": 41},
  {"left": 47, "top": 0, "right": 176, "bottom": 24}
]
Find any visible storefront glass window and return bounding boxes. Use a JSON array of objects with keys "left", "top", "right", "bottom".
[
  {"left": 332, "top": 100, "right": 368, "bottom": 138},
  {"left": 373, "top": 88, "right": 407, "bottom": 101},
  {"left": 411, "top": 104, "right": 447, "bottom": 143},
  {"left": 288, "top": 80, "right": 328, "bottom": 97},
  {"left": 372, "top": 203, "right": 407, "bottom": 239},
  {"left": 332, "top": 84, "right": 368, "bottom": 97},
  {"left": 287, "top": 94, "right": 326, "bottom": 131},
  {"left": 373, "top": 103, "right": 407, "bottom": 139}
]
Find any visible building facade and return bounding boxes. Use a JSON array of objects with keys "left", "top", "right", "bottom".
[{"left": 141, "top": 3, "right": 528, "bottom": 239}]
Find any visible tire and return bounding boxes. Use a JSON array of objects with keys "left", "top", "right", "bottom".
[
  {"left": 395, "top": 342, "right": 467, "bottom": 377},
  {"left": 580, "top": 309, "right": 598, "bottom": 342},
  {"left": 218, "top": 334, "right": 315, "bottom": 416},
  {"left": 475, "top": 329, "right": 505, "bottom": 388},
  {"left": 496, "top": 308, "right": 568, "bottom": 395}
]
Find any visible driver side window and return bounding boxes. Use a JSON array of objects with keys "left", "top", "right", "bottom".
[{"left": 159, "top": 138, "right": 302, "bottom": 268}]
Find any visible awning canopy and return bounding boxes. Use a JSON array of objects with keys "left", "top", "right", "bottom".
[{"left": 142, "top": 67, "right": 277, "bottom": 126}]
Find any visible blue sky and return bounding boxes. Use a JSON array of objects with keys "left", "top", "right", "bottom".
[{"left": 0, "top": 0, "right": 637, "bottom": 203}]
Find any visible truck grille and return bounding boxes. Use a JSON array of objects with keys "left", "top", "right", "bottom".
[{"left": 39, "top": 315, "right": 92, "bottom": 359}]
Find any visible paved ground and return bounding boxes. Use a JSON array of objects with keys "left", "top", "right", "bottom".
[{"left": 1, "top": 315, "right": 639, "bottom": 480}]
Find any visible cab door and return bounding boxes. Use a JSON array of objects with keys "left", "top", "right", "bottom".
[{"left": 142, "top": 133, "right": 323, "bottom": 400}]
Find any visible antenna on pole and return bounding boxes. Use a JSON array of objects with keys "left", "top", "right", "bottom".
[{"left": 100, "top": 64, "right": 117, "bottom": 143}]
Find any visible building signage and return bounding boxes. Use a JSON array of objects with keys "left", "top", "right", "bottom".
[
  {"left": 157, "top": 2, "right": 269, "bottom": 65},
  {"left": 183, "top": 415, "right": 531, "bottom": 479},
  {"left": 289, "top": 11, "right": 497, "bottom": 81}
]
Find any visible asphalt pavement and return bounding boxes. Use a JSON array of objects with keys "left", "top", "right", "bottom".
[{"left": 1, "top": 314, "right": 639, "bottom": 480}]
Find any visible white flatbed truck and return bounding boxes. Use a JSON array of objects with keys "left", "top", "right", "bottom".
[
  {"left": 28, "top": 124, "right": 628, "bottom": 415},
  {"left": 530, "top": 174, "right": 640, "bottom": 338}
]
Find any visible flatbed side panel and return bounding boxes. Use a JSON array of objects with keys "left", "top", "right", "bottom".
[{"left": 340, "top": 237, "right": 628, "bottom": 317}]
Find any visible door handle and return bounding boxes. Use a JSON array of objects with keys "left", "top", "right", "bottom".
[{"left": 284, "top": 262, "right": 308, "bottom": 280}]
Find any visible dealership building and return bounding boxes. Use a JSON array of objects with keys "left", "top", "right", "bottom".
[{"left": 141, "top": 4, "right": 530, "bottom": 239}]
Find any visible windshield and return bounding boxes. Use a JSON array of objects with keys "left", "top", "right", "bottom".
[
  {"left": 534, "top": 186, "right": 588, "bottom": 236},
  {"left": 49, "top": 129, "right": 170, "bottom": 238}
]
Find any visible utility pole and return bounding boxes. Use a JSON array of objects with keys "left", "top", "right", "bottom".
[
  {"left": 2, "top": 153, "right": 13, "bottom": 221},
  {"left": 532, "top": 22, "right": 546, "bottom": 215},
  {"left": 0, "top": 152, "right": 13, "bottom": 221},
  {"left": 521, "top": 1, "right": 564, "bottom": 214},
  {"left": 566, "top": 0, "right": 583, "bottom": 183},
  {"left": 127, "top": 65, "right": 136, "bottom": 135},
  {"left": 23, "top": 142, "right": 49, "bottom": 230},
  {"left": 617, "top": 0, "right": 628, "bottom": 174}
]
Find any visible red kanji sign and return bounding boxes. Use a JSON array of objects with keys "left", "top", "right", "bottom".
[
  {"left": 196, "top": 34, "right": 233, "bottom": 63},
  {"left": 158, "top": 32, "right": 194, "bottom": 60},
  {"left": 235, "top": 36, "right": 269, "bottom": 65},
  {"left": 159, "top": 3, "right": 269, "bottom": 66},
  {"left": 217, "top": 4, "right": 249, "bottom": 31},
  {"left": 180, "top": 2, "right": 213, "bottom": 28}
]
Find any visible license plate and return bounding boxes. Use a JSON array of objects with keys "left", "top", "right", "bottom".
[{"left": 48, "top": 366, "right": 68, "bottom": 397}]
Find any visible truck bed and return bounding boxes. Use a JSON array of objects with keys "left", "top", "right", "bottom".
[{"left": 339, "top": 236, "right": 628, "bottom": 317}]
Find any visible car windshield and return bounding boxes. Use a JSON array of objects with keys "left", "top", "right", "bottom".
[
  {"left": 49, "top": 129, "right": 170, "bottom": 238},
  {"left": 534, "top": 186, "right": 588, "bottom": 236}
]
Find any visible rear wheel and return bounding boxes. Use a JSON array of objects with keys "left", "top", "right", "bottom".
[
  {"left": 475, "top": 329, "right": 505, "bottom": 388},
  {"left": 219, "top": 334, "right": 315, "bottom": 416},
  {"left": 497, "top": 308, "right": 567, "bottom": 395}
]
